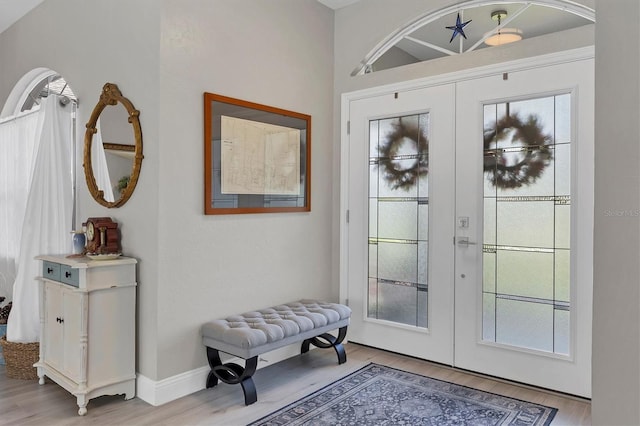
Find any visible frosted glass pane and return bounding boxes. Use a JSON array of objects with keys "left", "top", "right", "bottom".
[
  {"left": 378, "top": 201, "right": 417, "bottom": 240},
  {"left": 555, "top": 204, "right": 570, "bottom": 249},
  {"left": 483, "top": 293, "right": 496, "bottom": 342},
  {"left": 418, "top": 241, "right": 428, "bottom": 285},
  {"left": 418, "top": 171, "right": 429, "bottom": 198},
  {"left": 555, "top": 249, "right": 570, "bottom": 302},
  {"left": 496, "top": 146, "right": 555, "bottom": 197},
  {"left": 417, "top": 285, "right": 428, "bottom": 328},
  {"left": 369, "top": 120, "right": 380, "bottom": 158},
  {"left": 418, "top": 113, "right": 429, "bottom": 198},
  {"left": 555, "top": 94, "right": 571, "bottom": 144},
  {"left": 497, "top": 202, "right": 554, "bottom": 248},
  {"left": 554, "top": 309, "right": 570, "bottom": 355},
  {"left": 483, "top": 152, "right": 497, "bottom": 197},
  {"left": 497, "top": 250, "right": 554, "bottom": 300},
  {"left": 378, "top": 118, "right": 396, "bottom": 152},
  {"left": 496, "top": 298, "right": 553, "bottom": 352},
  {"left": 484, "top": 200, "right": 496, "bottom": 244},
  {"left": 369, "top": 164, "right": 379, "bottom": 197},
  {"left": 418, "top": 203, "right": 428, "bottom": 241},
  {"left": 369, "top": 244, "right": 377, "bottom": 278},
  {"left": 555, "top": 143, "right": 571, "bottom": 196},
  {"left": 368, "top": 278, "right": 378, "bottom": 318},
  {"left": 484, "top": 104, "right": 496, "bottom": 130},
  {"left": 509, "top": 97, "right": 555, "bottom": 138},
  {"left": 483, "top": 252, "right": 496, "bottom": 293},
  {"left": 378, "top": 242, "right": 417, "bottom": 284},
  {"left": 378, "top": 158, "right": 419, "bottom": 197},
  {"left": 369, "top": 199, "right": 377, "bottom": 238},
  {"left": 378, "top": 281, "right": 419, "bottom": 326}
]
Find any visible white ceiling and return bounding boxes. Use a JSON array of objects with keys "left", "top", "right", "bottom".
[{"left": 0, "top": 0, "right": 44, "bottom": 34}]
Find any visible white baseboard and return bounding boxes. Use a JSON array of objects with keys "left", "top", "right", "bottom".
[
  {"left": 136, "top": 345, "right": 301, "bottom": 406},
  {"left": 137, "top": 365, "right": 210, "bottom": 406}
]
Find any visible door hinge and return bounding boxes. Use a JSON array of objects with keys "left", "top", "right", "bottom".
[
  {"left": 347, "top": 120, "right": 350, "bottom": 135},
  {"left": 346, "top": 209, "right": 350, "bottom": 223},
  {"left": 345, "top": 298, "right": 349, "bottom": 306}
]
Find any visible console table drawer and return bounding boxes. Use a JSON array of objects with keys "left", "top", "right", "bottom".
[
  {"left": 60, "top": 265, "right": 79, "bottom": 288},
  {"left": 43, "top": 261, "right": 61, "bottom": 281}
]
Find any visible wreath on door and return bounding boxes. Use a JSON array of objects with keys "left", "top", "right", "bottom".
[
  {"left": 378, "top": 118, "right": 429, "bottom": 191},
  {"left": 483, "top": 113, "right": 553, "bottom": 189}
]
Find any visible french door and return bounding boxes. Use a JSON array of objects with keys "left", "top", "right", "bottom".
[
  {"left": 344, "top": 84, "right": 456, "bottom": 364},
  {"left": 342, "top": 56, "right": 593, "bottom": 397}
]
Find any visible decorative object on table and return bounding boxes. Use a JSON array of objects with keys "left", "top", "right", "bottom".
[
  {"left": 70, "top": 230, "right": 86, "bottom": 255},
  {"left": 250, "top": 363, "right": 557, "bottom": 426},
  {"left": 204, "top": 92, "right": 311, "bottom": 215},
  {"left": 84, "top": 83, "right": 143, "bottom": 208},
  {"left": 35, "top": 254, "right": 138, "bottom": 415},
  {"left": 446, "top": 12, "right": 472, "bottom": 43},
  {"left": 82, "top": 217, "right": 120, "bottom": 256}
]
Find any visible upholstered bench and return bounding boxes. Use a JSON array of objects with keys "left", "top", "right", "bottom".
[{"left": 201, "top": 299, "right": 351, "bottom": 405}]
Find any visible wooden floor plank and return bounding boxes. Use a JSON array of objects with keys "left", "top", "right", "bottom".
[{"left": 0, "top": 343, "right": 591, "bottom": 425}]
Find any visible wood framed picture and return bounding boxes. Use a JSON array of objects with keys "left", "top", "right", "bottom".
[{"left": 204, "top": 93, "right": 311, "bottom": 215}]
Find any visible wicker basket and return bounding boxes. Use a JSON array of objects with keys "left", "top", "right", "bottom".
[{"left": 0, "top": 335, "right": 39, "bottom": 380}]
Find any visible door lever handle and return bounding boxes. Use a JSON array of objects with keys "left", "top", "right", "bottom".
[{"left": 457, "top": 237, "right": 477, "bottom": 247}]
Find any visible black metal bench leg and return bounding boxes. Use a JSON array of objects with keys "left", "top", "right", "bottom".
[
  {"left": 205, "top": 347, "right": 259, "bottom": 405},
  {"left": 301, "top": 326, "right": 348, "bottom": 364}
]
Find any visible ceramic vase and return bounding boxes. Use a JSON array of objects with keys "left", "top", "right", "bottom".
[{"left": 71, "top": 231, "right": 86, "bottom": 255}]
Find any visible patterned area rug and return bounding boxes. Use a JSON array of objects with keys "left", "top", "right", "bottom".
[{"left": 249, "top": 363, "right": 557, "bottom": 426}]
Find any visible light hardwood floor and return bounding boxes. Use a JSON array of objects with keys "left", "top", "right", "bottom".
[{"left": 0, "top": 343, "right": 591, "bottom": 425}]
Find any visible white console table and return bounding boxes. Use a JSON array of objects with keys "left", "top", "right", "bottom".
[{"left": 34, "top": 255, "right": 137, "bottom": 416}]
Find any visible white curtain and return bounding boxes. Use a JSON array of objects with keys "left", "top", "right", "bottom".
[
  {"left": 92, "top": 118, "right": 115, "bottom": 202},
  {"left": 0, "top": 108, "right": 41, "bottom": 301},
  {"left": 7, "top": 96, "right": 73, "bottom": 343}
]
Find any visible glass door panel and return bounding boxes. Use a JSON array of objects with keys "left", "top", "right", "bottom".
[
  {"left": 346, "top": 84, "right": 456, "bottom": 364},
  {"left": 454, "top": 58, "right": 593, "bottom": 398},
  {"left": 368, "top": 114, "right": 429, "bottom": 328},
  {"left": 482, "top": 94, "right": 571, "bottom": 355}
]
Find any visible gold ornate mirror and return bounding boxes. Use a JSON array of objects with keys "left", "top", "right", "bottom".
[{"left": 84, "top": 83, "right": 143, "bottom": 207}]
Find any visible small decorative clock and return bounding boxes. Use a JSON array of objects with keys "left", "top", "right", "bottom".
[{"left": 83, "top": 217, "right": 120, "bottom": 255}]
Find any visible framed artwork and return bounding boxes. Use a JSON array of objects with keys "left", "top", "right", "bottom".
[{"left": 204, "top": 93, "right": 311, "bottom": 215}]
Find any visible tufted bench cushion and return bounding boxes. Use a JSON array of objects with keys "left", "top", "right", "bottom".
[{"left": 201, "top": 299, "right": 351, "bottom": 359}]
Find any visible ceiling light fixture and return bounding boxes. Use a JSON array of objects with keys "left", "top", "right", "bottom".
[{"left": 484, "top": 10, "right": 523, "bottom": 46}]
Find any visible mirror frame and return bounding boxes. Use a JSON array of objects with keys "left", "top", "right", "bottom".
[{"left": 84, "top": 83, "right": 143, "bottom": 208}]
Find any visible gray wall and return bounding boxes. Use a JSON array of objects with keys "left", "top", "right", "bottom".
[
  {"left": 0, "top": 0, "right": 334, "bottom": 382},
  {"left": 593, "top": 1, "right": 640, "bottom": 424},
  {"left": 156, "top": 0, "right": 335, "bottom": 378}
]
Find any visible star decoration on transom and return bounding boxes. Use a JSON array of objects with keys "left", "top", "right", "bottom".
[{"left": 446, "top": 12, "right": 472, "bottom": 43}]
